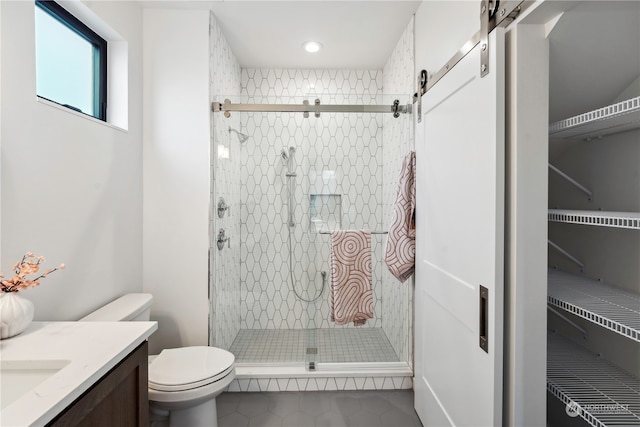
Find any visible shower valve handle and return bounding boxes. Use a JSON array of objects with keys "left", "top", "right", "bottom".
[
  {"left": 217, "top": 197, "right": 230, "bottom": 218},
  {"left": 217, "top": 228, "right": 230, "bottom": 250}
]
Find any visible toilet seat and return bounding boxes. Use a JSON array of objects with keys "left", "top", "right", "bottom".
[{"left": 149, "top": 346, "right": 235, "bottom": 392}]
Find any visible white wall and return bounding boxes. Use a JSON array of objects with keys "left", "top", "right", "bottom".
[
  {"left": 504, "top": 18, "right": 549, "bottom": 427},
  {"left": 0, "top": 1, "right": 3, "bottom": 267},
  {"left": 1, "top": 0, "right": 143, "bottom": 320},
  {"left": 414, "top": 1, "right": 477, "bottom": 79},
  {"left": 142, "top": 9, "right": 211, "bottom": 354}
]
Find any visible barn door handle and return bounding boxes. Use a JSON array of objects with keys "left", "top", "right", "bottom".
[{"left": 479, "top": 285, "right": 489, "bottom": 353}]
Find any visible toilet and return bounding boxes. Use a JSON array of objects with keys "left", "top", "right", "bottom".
[{"left": 80, "top": 293, "right": 235, "bottom": 427}]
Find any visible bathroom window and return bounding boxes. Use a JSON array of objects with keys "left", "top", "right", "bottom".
[{"left": 35, "top": 0, "right": 107, "bottom": 121}]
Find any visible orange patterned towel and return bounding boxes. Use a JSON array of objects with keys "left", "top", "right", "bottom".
[
  {"left": 384, "top": 151, "right": 416, "bottom": 283},
  {"left": 329, "top": 230, "right": 374, "bottom": 326}
]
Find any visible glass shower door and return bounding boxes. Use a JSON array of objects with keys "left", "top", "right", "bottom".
[{"left": 211, "top": 91, "right": 413, "bottom": 370}]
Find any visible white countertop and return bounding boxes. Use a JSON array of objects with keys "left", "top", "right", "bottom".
[{"left": 0, "top": 321, "right": 157, "bottom": 427}]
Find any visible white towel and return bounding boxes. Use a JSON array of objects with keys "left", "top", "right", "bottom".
[
  {"left": 329, "top": 230, "right": 374, "bottom": 326},
  {"left": 384, "top": 151, "right": 416, "bottom": 283}
]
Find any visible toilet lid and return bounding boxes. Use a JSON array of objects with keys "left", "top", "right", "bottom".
[{"left": 149, "top": 346, "right": 235, "bottom": 391}]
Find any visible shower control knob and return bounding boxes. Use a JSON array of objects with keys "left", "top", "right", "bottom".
[
  {"left": 217, "top": 228, "right": 230, "bottom": 250},
  {"left": 217, "top": 197, "right": 230, "bottom": 218}
]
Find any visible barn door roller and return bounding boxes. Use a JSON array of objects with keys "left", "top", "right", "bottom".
[
  {"left": 415, "top": 70, "right": 427, "bottom": 123},
  {"left": 480, "top": 0, "right": 496, "bottom": 77}
]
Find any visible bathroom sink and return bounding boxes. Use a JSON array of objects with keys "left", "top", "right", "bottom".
[{"left": 0, "top": 360, "right": 70, "bottom": 409}]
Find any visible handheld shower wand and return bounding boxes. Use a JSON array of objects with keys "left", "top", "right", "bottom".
[{"left": 280, "top": 145, "right": 325, "bottom": 302}]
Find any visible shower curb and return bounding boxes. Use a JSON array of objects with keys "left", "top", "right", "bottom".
[{"left": 226, "top": 366, "right": 413, "bottom": 392}]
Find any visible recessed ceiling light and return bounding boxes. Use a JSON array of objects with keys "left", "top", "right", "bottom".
[{"left": 303, "top": 41, "right": 322, "bottom": 53}]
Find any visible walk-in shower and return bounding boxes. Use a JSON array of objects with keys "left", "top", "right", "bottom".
[{"left": 210, "top": 70, "right": 414, "bottom": 391}]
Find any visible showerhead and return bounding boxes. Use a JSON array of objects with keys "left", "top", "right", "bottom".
[{"left": 228, "top": 127, "right": 249, "bottom": 143}]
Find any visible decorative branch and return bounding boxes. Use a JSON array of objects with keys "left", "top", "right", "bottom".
[{"left": 1, "top": 253, "right": 65, "bottom": 293}]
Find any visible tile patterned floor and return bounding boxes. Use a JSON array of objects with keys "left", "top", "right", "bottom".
[
  {"left": 217, "top": 390, "right": 423, "bottom": 427},
  {"left": 229, "top": 328, "right": 399, "bottom": 364}
]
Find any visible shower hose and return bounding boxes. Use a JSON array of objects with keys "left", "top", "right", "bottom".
[
  {"left": 287, "top": 223, "right": 326, "bottom": 303},
  {"left": 286, "top": 166, "right": 326, "bottom": 303}
]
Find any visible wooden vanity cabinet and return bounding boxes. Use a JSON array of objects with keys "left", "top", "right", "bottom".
[{"left": 47, "top": 341, "right": 149, "bottom": 427}]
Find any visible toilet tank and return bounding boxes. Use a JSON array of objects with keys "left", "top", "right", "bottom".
[{"left": 79, "top": 293, "right": 153, "bottom": 321}]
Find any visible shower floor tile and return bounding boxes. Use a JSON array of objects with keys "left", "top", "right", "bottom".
[{"left": 229, "top": 328, "right": 399, "bottom": 364}]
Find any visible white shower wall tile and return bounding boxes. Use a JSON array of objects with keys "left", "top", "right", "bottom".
[
  {"left": 243, "top": 69, "right": 381, "bottom": 104},
  {"left": 381, "top": 17, "right": 415, "bottom": 364},
  {"left": 210, "top": 13, "right": 242, "bottom": 350},
  {"left": 239, "top": 69, "right": 384, "bottom": 331}
]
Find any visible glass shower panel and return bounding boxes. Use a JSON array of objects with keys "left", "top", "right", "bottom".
[
  {"left": 210, "top": 99, "right": 243, "bottom": 353},
  {"left": 302, "top": 98, "right": 387, "bottom": 367},
  {"left": 238, "top": 104, "right": 317, "bottom": 365}
]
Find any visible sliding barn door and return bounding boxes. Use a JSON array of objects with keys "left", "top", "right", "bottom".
[{"left": 414, "top": 28, "right": 505, "bottom": 426}]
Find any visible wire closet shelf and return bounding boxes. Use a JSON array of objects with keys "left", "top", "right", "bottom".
[
  {"left": 548, "top": 210, "right": 640, "bottom": 230},
  {"left": 549, "top": 95, "right": 640, "bottom": 140},
  {"left": 548, "top": 269, "right": 640, "bottom": 343},
  {"left": 547, "top": 334, "right": 640, "bottom": 427}
]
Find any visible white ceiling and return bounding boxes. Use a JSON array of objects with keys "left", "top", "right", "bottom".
[{"left": 140, "top": 1, "right": 422, "bottom": 69}]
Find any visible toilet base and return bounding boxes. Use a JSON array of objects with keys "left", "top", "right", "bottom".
[
  {"left": 148, "top": 365, "right": 234, "bottom": 427},
  {"left": 150, "top": 398, "right": 218, "bottom": 427},
  {"left": 149, "top": 405, "right": 170, "bottom": 427}
]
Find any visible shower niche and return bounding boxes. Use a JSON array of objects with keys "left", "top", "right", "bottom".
[{"left": 309, "top": 194, "right": 342, "bottom": 233}]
